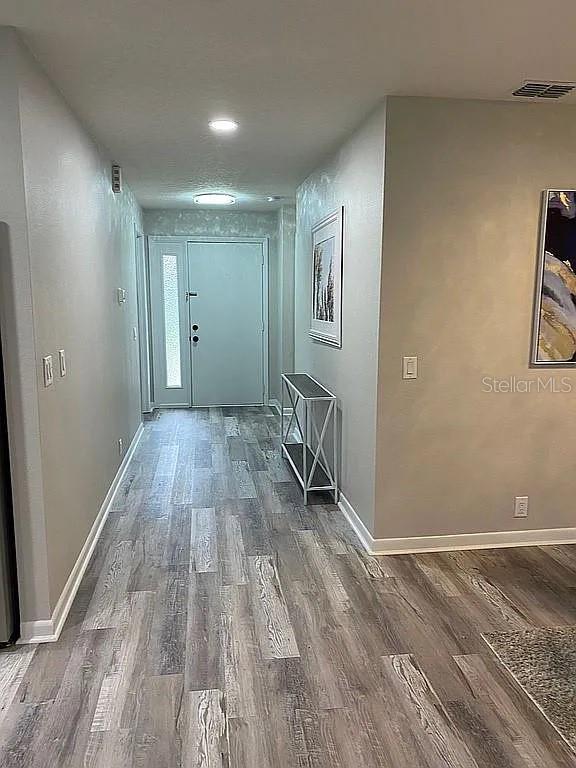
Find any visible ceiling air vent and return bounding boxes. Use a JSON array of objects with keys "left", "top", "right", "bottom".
[{"left": 512, "top": 81, "right": 576, "bottom": 99}]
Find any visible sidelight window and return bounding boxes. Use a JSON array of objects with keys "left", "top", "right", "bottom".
[{"left": 162, "top": 253, "right": 181, "bottom": 388}]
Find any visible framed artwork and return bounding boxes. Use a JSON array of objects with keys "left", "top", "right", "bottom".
[
  {"left": 309, "top": 207, "right": 343, "bottom": 347},
  {"left": 533, "top": 190, "right": 576, "bottom": 364}
]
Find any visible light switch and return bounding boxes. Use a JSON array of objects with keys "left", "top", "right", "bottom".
[
  {"left": 43, "top": 355, "right": 54, "bottom": 387},
  {"left": 402, "top": 356, "right": 418, "bottom": 380},
  {"left": 132, "top": 326, "right": 138, "bottom": 341},
  {"left": 58, "top": 349, "right": 66, "bottom": 377},
  {"left": 117, "top": 287, "right": 127, "bottom": 305}
]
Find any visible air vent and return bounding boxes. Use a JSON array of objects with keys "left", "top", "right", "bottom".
[
  {"left": 512, "top": 81, "right": 576, "bottom": 99},
  {"left": 111, "top": 164, "right": 122, "bottom": 193}
]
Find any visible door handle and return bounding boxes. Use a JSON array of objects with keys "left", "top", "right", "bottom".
[{"left": 192, "top": 335, "right": 199, "bottom": 343}]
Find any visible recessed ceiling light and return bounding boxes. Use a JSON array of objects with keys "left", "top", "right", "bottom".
[
  {"left": 209, "top": 119, "right": 239, "bottom": 133},
  {"left": 194, "top": 193, "right": 236, "bottom": 206}
]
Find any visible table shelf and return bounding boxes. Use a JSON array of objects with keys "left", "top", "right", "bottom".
[{"left": 281, "top": 373, "right": 338, "bottom": 505}]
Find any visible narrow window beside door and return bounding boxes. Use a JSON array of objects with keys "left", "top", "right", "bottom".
[{"left": 162, "top": 253, "right": 181, "bottom": 388}]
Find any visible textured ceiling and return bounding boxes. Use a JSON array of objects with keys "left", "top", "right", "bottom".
[{"left": 3, "top": 0, "right": 576, "bottom": 209}]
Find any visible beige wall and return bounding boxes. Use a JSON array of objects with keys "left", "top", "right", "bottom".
[
  {"left": 1, "top": 29, "right": 142, "bottom": 617},
  {"left": 376, "top": 96, "right": 576, "bottom": 539},
  {"left": 0, "top": 29, "right": 51, "bottom": 623},
  {"left": 295, "top": 106, "right": 386, "bottom": 530}
]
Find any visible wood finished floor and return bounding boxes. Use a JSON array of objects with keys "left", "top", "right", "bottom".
[{"left": 1, "top": 406, "right": 576, "bottom": 767}]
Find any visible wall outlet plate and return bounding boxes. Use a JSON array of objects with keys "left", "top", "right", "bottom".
[
  {"left": 514, "top": 496, "right": 529, "bottom": 518},
  {"left": 402, "top": 356, "right": 418, "bottom": 379}
]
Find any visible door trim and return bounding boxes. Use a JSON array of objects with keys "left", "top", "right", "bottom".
[
  {"left": 148, "top": 235, "right": 270, "bottom": 407},
  {"left": 134, "top": 227, "right": 153, "bottom": 413}
]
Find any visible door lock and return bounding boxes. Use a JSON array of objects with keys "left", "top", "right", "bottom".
[
  {"left": 192, "top": 335, "right": 199, "bottom": 343},
  {"left": 192, "top": 324, "right": 199, "bottom": 331}
]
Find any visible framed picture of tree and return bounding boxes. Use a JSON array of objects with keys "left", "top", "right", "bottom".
[{"left": 309, "top": 208, "right": 343, "bottom": 347}]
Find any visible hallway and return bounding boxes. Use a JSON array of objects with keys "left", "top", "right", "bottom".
[{"left": 0, "top": 407, "right": 575, "bottom": 767}]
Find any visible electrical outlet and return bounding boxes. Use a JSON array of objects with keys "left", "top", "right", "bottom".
[
  {"left": 514, "top": 496, "right": 529, "bottom": 518},
  {"left": 58, "top": 349, "right": 66, "bottom": 377},
  {"left": 118, "top": 438, "right": 124, "bottom": 455},
  {"left": 42, "top": 355, "right": 54, "bottom": 388}
]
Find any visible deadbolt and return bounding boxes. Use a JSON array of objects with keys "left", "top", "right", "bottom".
[{"left": 192, "top": 324, "right": 199, "bottom": 331}]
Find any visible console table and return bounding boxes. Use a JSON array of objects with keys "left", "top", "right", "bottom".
[{"left": 281, "top": 373, "right": 338, "bottom": 505}]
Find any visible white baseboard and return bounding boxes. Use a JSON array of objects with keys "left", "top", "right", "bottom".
[
  {"left": 268, "top": 398, "right": 281, "bottom": 415},
  {"left": 19, "top": 423, "right": 144, "bottom": 644},
  {"left": 268, "top": 398, "right": 293, "bottom": 418},
  {"left": 338, "top": 492, "right": 576, "bottom": 556},
  {"left": 338, "top": 492, "right": 374, "bottom": 552},
  {"left": 18, "top": 619, "right": 54, "bottom": 644}
]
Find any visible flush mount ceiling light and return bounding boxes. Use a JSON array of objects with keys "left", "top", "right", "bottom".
[
  {"left": 208, "top": 118, "right": 239, "bottom": 133},
  {"left": 194, "top": 193, "right": 236, "bottom": 206}
]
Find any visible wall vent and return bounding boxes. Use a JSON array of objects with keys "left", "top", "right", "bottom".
[
  {"left": 512, "top": 81, "right": 576, "bottom": 99},
  {"left": 111, "top": 164, "right": 122, "bottom": 193}
]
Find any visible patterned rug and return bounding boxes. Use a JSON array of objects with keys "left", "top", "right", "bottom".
[{"left": 483, "top": 627, "right": 576, "bottom": 751}]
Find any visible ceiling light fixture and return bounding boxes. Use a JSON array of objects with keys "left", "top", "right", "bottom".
[
  {"left": 209, "top": 119, "right": 239, "bottom": 133},
  {"left": 194, "top": 193, "right": 236, "bottom": 206}
]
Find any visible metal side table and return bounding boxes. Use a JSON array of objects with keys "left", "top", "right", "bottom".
[{"left": 281, "top": 373, "right": 338, "bottom": 505}]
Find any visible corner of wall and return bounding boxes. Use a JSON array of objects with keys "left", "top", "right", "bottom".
[
  {"left": 0, "top": 28, "right": 52, "bottom": 626},
  {"left": 294, "top": 105, "right": 387, "bottom": 537}
]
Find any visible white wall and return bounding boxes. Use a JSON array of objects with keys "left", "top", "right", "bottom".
[
  {"left": 295, "top": 106, "right": 386, "bottom": 530},
  {"left": 0, "top": 28, "right": 143, "bottom": 621}
]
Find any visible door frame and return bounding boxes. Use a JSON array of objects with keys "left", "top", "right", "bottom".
[
  {"left": 147, "top": 235, "right": 270, "bottom": 407},
  {"left": 134, "top": 226, "right": 153, "bottom": 413}
]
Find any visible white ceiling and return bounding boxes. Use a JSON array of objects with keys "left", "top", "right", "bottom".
[{"left": 4, "top": 0, "right": 576, "bottom": 209}]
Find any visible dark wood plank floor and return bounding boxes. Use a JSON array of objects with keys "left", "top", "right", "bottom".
[{"left": 1, "top": 406, "right": 576, "bottom": 767}]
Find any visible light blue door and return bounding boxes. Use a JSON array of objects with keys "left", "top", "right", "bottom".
[{"left": 187, "top": 241, "right": 265, "bottom": 406}]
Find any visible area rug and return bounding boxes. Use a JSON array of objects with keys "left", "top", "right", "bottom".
[{"left": 483, "top": 627, "right": 576, "bottom": 751}]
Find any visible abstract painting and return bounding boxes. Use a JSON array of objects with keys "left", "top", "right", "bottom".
[
  {"left": 533, "top": 190, "right": 576, "bottom": 364},
  {"left": 310, "top": 208, "right": 343, "bottom": 347}
]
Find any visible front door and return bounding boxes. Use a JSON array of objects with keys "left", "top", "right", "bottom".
[{"left": 187, "top": 241, "right": 265, "bottom": 406}]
